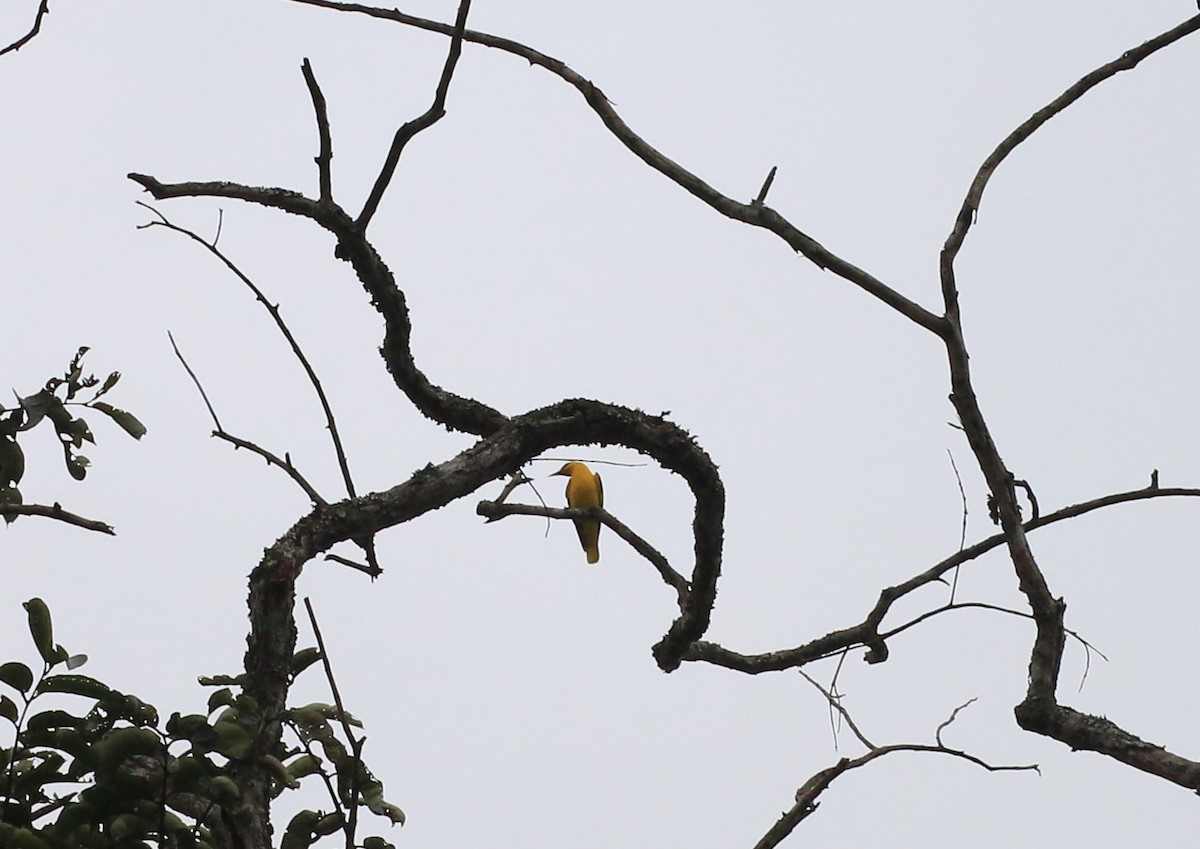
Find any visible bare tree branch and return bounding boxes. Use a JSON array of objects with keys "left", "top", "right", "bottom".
[
  {"left": 753, "top": 743, "right": 1036, "bottom": 849},
  {"left": 799, "top": 669, "right": 876, "bottom": 751},
  {"left": 301, "top": 59, "right": 334, "bottom": 204},
  {"left": 476, "top": 500, "right": 690, "bottom": 607},
  {"left": 144, "top": 203, "right": 357, "bottom": 499},
  {"left": 168, "top": 331, "right": 328, "bottom": 507},
  {"left": 684, "top": 480, "right": 1200, "bottom": 674},
  {"left": 357, "top": 0, "right": 473, "bottom": 229},
  {"left": 286, "top": 0, "right": 948, "bottom": 335},
  {"left": 939, "top": 14, "right": 1200, "bottom": 316},
  {"left": 0, "top": 501, "right": 114, "bottom": 535},
  {"left": 0, "top": 0, "right": 50, "bottom": 58},
  {"left": 931, "top": 11, "right": 1200, "bottom": 793}
]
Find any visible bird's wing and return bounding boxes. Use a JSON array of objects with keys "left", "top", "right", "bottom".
[{"left": 595, "top": 472, "right": 603, "bottom": 507}]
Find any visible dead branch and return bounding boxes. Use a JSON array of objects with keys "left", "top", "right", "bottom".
[
  {"left": 0, "top": 501, "right": 114, "bottom": 535},
  {"left": 683, "top": 481, "right": 1200, "bottom": 673},
  {"left": 0, "top": 0, "right": 50, "bottom": 58},
  {"left": 146, "top": 204, "right": 357, "bottom": 499},
  {"left": 477, "top": 500, "right": 690, "bottom": 607},
  {"left": 286, "top": 0, "right": 948, "bottom": 335}
]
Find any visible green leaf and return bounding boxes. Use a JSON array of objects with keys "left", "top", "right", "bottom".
[
  {"left": 362, "top": 779, "right": 405, "bottom": 826},
  {"left": 280, "top": 810, "right": 321, "bottom": 849},
  {"left": 17, "top": 390, "right": 55, "bottom": 431},
  {"left": 0, "top": 436, "right": 25, "bottom": 487},
  {"left": 0, "top": 661, "right": 34, "bottom": 693},
  {"left": 36, "top": 674, "right": 114, "bottom": 701},
  {"left": 211, "top": 717, "right": 255, "bottom": 760},
  {"left": 0, "top": 694, "right": 18, "bottom": 724},
  {"left": 66, "top": 453, "right": 89, "bottom": 481},
  {"left": 89, "top": 402, "right": 147, "bottom": 440},
  {"left": 90, "top": 727, "right": 162, "bottom": 774},
  {"left": 0, "top": 823, "right": 51, "bottom": 849},
  {"left": 24, "top": 709, "right": 84, "bottom": 732},
  {"left": 95, "top": 371, "right": 121, "bottom": 399},
  {"left": 0, "top": 484, "right": 21, "bottom": 525},
  {"left": 197, "top": 673, "right": 244, "bottom": 687},
  {"left": 206, "top": 687, "right": 234, "bottom": 715},
  {"left": 207, "top": 775, "right": 241, "bottom": 806},
  {"left": 260, "top": 753, "right": 301, "bottom": 790},
  {"left": 23, "top": 598, "right": 56, "bottom": 665},
  {"left": 313, "top": 812, "right": 345, "bottom": 837},
  {"left": 166, "top": 712, "right": 212, "bottom": 740},
  {"left": 289, "top": 647, "right": 322, "bottom": 677},
  {"left": 362, "top": 838, "right": 397, "bottom": 849},
  {"left": 284, "top": 754, "right": 322, "bottom": 781},
  {"left": 292, "top": 701, "right": 362, "bottom": 727},
  {"left": 108, "top": 813, "right": 148, "bottom": 842},
  {"left": 64, "top": 654, "right": 88, "bottom": 671}
]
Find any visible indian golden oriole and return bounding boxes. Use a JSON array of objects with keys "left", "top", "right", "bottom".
[{"left": 551, "top": 461, "right": 603, "bottom": 563}]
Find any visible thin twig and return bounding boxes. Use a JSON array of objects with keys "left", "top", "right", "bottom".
[
  {"left": 752, "top": 166, "right": 777, "bottom": 205},
  {"left": 357, "top": 0, "right": 472, "bottom": 229},
  {"left": 303, "top": 598, "right": 366, "bottom": 847},
  {"left": 940, "top": 14, "right": 1200, "bottom": 315},
  {"left": 324, "top": 551, "right": 384, "bottom": 579},
  {"left": 799, "top": 668, "right": 876, "bottom": 751},
  {"left": 751, "top": 742, "right": 1037, "bottom": 849},
  {"left": 935, "top": 697, "right": 977, "bottom": 748},
  {"left": 212, "top": 433, "right": 327, "bottom": 506},
  {"left": 0, "top": 0, "right": 50, "bottom": 58},
  {"left": 170, "top": 332, "right": 327, "bottom": 505},
  {"left": 0, "top": 502, "right": 114, "bottom": 535},
  {"left": 147, "top": 204, "right": 357, "bottom": 498},
  {"left": 301, "top": 58, "right": 334, "bottom": 203},
  {"left": 684, "top": 479, "right": 1179, "bottom": 674},
  {"left": 946, "top": 448, "right": 968, "bottom": 602},
  {"left": 168, "top": 330, "right": 222, "bottom": 431},
  {"left": 288, "top": 0, "right": 947, "bottom": 335}
]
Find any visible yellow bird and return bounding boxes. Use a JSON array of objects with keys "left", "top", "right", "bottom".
[{"left": 552, "top": 461, "right": 603, "bottom": 563}]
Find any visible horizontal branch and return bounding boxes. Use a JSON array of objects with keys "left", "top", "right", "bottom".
[
  {"left": 685, "top": 480, "right": 1200, "bottom": 673},
  {"left": 0, "top": 502, "right": 115, "bottom": 535},
  {"left": 476, "top": 500, "right": 690, "bottom": 607},
  {"left": 753, "top": 743, "right": 1036, "bottom": 849}
]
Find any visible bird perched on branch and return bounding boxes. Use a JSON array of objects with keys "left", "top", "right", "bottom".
[{"left": 552, "top": 461, "right": 603, "bottom": 563}]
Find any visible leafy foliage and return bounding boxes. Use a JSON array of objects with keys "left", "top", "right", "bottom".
[
  {"left": 0, "top": 600, "right": 402, "bottom": 848},
  {"left": 0, "top": 348, "right": 146, "bottom": 523}
]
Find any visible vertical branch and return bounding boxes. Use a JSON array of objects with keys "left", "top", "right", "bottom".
[
  {"left": 301, "top": 58, "right": 334, "bottom": 204},
  {"left": 357, "top": 0, "right": 472, "bottom": 229}
]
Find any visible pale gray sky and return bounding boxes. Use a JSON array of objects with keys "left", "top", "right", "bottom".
[{"left": 3, "top": 2, "right": 1200, "bottom": 846}]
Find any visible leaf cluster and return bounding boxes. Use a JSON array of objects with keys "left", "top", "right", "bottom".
[
  {"left": 0, "top": 600, "right": 401, "bottom": 849},
  {"left": 0, "top": 348, "right": 145, "bottom": 523}
]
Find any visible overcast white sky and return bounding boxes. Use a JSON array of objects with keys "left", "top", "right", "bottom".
[{"left": 3, "top": 1, "right": 1200, "bottom": 846}]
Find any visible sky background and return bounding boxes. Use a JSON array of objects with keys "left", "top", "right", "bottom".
[{"left": 3, "top": 1, "right": 1200, "bottom": 846}]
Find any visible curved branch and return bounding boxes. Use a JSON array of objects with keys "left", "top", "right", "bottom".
[
  {"left": 0, "top": 0, "right": 50, "bottom": 58},
  {"left": 684, "top": 481, "right": 1200, "bottom": 673},
  {"left": 940, "top": 13, "right": 1200, "bottom": 315},
  {"left": 753, "top": 742, "right": 1036, "bottom": 849},
  {"left": 287, "top": 0, "right": 947, "bottom": 335},
  {"left": 128, "top": 172, "right": 510, "bottom": 437}
]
